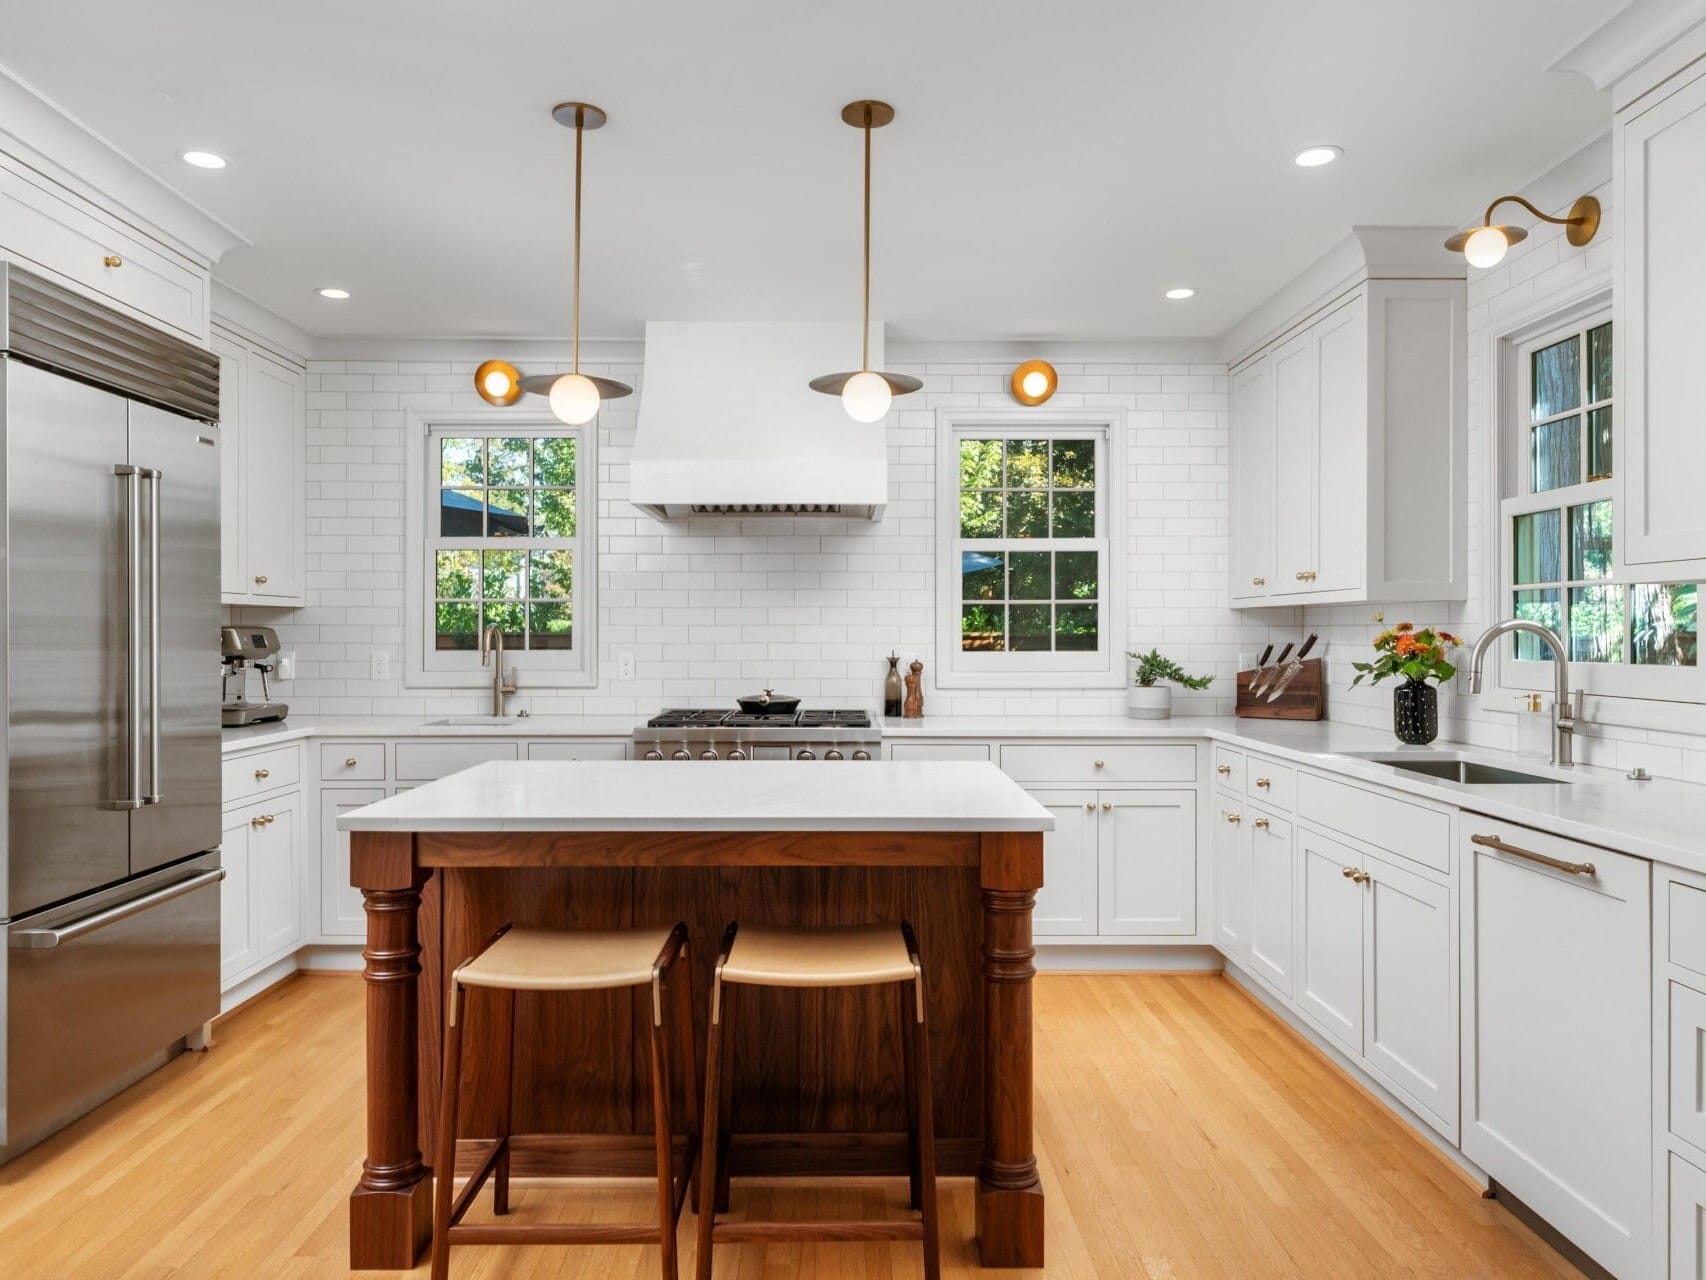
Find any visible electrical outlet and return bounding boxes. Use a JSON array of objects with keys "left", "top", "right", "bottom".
[
  {"left": 276, "top": 650, "right": 296, "bottom": 681},
  {"left": 618, "top": 652, "right": 635, "bottom": 680},
  {"left": 370, "top": 650, "right": 389, "bottom": 680}
]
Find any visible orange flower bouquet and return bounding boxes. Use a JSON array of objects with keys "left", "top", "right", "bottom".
[{"left": 1349, "top": 623, "right": 1460, "bottom": 688}]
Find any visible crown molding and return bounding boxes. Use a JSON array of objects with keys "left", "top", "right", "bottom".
[{"left": 1549, "top": 0, "right": 1706, "bottom": 93}]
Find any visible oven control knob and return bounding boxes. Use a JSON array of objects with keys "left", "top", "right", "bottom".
[
  {"left": 699, "top": 748, "right": 719, "bottom": 760},
  {"left": 727, "top": 748, "right": 747, "bottom": 761},
  {"left": 796, "top": 749, "right": 816, "bottom": 761},
  {"left": 671, "top": 749, "right": 692, "bottom": 761},
  {"left": 824, "top": 749, "right": 844, "bottom": 761},
  {"left": 852, "top": 750, "right": 872, "bottom": 761},
  {"left": 643, "top": 748, "right": 664, "bottom": 761}
]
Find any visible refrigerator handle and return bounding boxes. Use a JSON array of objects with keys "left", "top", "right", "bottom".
[
  {"left": 145, "top": 467, "right": 163, "bottom": 805},
  {"left": 8, "top": 867, "right": 225, "bottom": 949},
  {"left": 110, "top": 465, "right": 145, "bottom": 810}
]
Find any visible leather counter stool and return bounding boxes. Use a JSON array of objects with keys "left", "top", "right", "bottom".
[
  {"left": 694, "top": 921, "right": 940, "bottom": 1280},
  {"left": 431, "top": 923, "right": 699, "bottom": 1280}
]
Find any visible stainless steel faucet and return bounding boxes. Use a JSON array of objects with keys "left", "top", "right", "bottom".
[
  {"left": 479, "top": 624, "right": 517, "bottom": 717},
  {"left": 1466, "top": 619, "right": 1581, "bottom": 766}
]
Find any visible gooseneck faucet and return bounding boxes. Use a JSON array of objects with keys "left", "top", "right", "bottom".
[
  {"left": 1466, "top": 619, "right": 1580, "bottom": 766},
  {"left": 479, "top": 624, "right": 517, "bottom": 717}
]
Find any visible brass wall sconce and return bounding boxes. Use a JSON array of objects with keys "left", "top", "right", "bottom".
[
  {"left": 1444, "top": 193, "right": 1601, "bottom": 269},
  {"left": 1010, "top": 360, "right": 1058, "bottom": 406}
]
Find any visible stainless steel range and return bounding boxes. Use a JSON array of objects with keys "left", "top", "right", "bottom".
[{"left": 635, "top": 709, "right": 879, "bottom": 761}]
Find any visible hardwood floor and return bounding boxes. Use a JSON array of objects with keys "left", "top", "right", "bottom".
[{"left": 0, "top": 971, "right": 1581, "bottom": 1279}]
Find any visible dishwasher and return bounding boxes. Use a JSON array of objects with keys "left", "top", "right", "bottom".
[{"left": 1461, "top": 818, "right": 1651, "bottom": 1279}]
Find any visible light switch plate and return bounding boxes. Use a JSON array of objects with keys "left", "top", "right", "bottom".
[{"left": 276, "top": 650, "right": 296, "bottom": 681}]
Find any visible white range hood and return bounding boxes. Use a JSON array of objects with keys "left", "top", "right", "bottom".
[{"left": 629, "top": 321, "right": 891, "bottom": 521}]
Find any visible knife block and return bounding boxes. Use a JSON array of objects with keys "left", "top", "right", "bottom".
[{"left": 1236, "top": 658, "right": 1325, "bottom": 720}]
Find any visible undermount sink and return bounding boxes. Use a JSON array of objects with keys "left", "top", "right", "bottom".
[
  {"left": 1346, "top": 752, "right": 1571, "bottom": 785},
  {"left": 425, "top": 715, "right": 528, "bottom": 726}
]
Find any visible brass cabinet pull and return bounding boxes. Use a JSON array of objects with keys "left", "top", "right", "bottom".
[
  {"left": 1226, "top": 813, "right": 1242, "bottom": 825},
  {"left": 254, "top": 768, "right": 269, "bottom": 780},
  {"left": 254, "top": 574, "right": 269, "bottom": 585},
  {"left": 1471, "top": 833, "right": 1596, "bottom": 877},
  {"left": 1255, "top": 777, "right": 1271, "bottom": 789},
  {"left": 1216, "top": 764, "right": 1232, "bottom": 775},
  {"left": 1253, "top": 818, "right": 1270, "bottom": 830},
  {"left": 1294, "top": 570, "right": 1318, "bottom": 582},
  {"left": 250, "top": 813, "right": 274, "bottom": 827},
  {"left": 1252, "top": 576, "right": 1266, "bottom": 586},
  {"left": 1341, "top": 866, "right": 1369, "bottom": 883},
  {"left": 345, "top": 756, "right": 359, "bottom": 767},
  {"left": 102, "top": 254, "right": 123, "bottom": 268}
]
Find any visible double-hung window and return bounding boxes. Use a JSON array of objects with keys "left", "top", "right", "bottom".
[
  {"left": 935, "top": 411, "right": 1124, "bottom": 687},
  {"left": 407, "top": 414, "right": 596, "bottom": 687},
  {"left": 1500, "top": 311, "right": 1698, "bottom": 701}
]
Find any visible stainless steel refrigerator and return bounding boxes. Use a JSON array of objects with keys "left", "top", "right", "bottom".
[{"left": 0, "top": 265, "right": 223, "bottom": 1162}]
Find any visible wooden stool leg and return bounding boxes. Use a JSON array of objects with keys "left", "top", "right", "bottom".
[
  {"left": 909, "top": 978, "right": 941, "bottom": 1280},
  {"left": 649, "top": 998, "right": 680, "bottom": 1280},
  {"left": 493, "top": 988, "right": 514, "bottom": 1216},
  {"left": 430, "top": 982, "right": 467, "bottom": 1280},
  {"left": 694, "top": 978, "right": 726, "bottom": 1280},
  {"left": 899, "top": 982, "right": 922, "bottom": 1211},
  {"left": 713, "top": 982, "right": 736, "bottom": 1215},
  {"left": 674, "top": 947, "right": 702, "bottom": 1211}
]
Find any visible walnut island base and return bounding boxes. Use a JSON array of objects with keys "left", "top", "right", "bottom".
[{"left": 338, "top": 760, "right": 1052, "bottom": 1271}]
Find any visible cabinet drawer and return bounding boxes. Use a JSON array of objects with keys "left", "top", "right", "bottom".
[
  {"left": 393, "top": 740, "right": 518, "bottom": 781},
  {"left": 321, "top": 742, "right": 385, "bottom": 781},
  {"left": 1212, "top": 745, "right": 1245, "bottom": 792},
  {"left": 1673, "top": 982, "right": 1706, "bottom": 1158},
  {"left": 0, "top": 159, "right": 207, "bottom": 342},
  {"left": 889, "top": 742, "right": 991, "bottom": 762},
  {"left": 1245, "top": 757, "right": 1295, "bottom": 810},
  {"left": 222, "top": 745, "right": 301, "bottom": 806},
  {"left": 1672, "top": 882, "right": 1706, "bottom": 980},
  {"left": 1297, "top": 772, "right": 1450, "bottom": 873},
  {"left": 1000, "top": 743, "right": 1195, "bottom": 785},
  {"left": 527, "top": 740, "right": 629, "bottom": 761}
]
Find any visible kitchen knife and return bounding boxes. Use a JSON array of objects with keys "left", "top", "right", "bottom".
[
  {"left": 1251, "top": 642, "right": 1293, "bottom": 696},
  {"left": 1244, "top": 643, "right": 1273, "bottom": 691},
  {"left": 1267, "top": 633, "right": 1320, "bottom": 701}
]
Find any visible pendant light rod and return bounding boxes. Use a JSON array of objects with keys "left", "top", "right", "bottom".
[
  {"left": 861, "top": 107, "right": 872, "bottom": 372},
  {"left": 573, "top": 105, "right": 583, "bottom": 373}
]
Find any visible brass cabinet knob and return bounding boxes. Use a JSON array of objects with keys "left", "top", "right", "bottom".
[
  {"left": 1093, "top": 759, "right": 1105, "bottom": 769},
  {"left": 1216, "top": 764, "right": 1232, "bottom": 775},
  {"left": 1255, "top": 777, "right": 1271, "bottom": 789},
  {"left": 1253, "top": 818, "right": 1270, "bottom": 830},
  {"left": 254, "top": 768, "right": 269, "bottom": 780},
  {"left": 1084, "top": 802, "right": 1095, "bottom": 812},
  {"left": 1102, "top": 801, "right": 1113, "bottom": 811},
  {"left": 254, "top": 574, "right": 269, "bottom": 585},
  {"left": 1226, "top": 813, "right": 1242, "bottom": 825},
  {"left": 345, "top": 756, "right": 358, "bottom": 767},
  {"left": 102, "top": 255, "right": 122, "bottom": 268},
  {"left": 1252, "top": 576, "right": 1265, "bottom": 587},
  {"left": 1295, "top": 570, "right": 1318, "bottom": 582},
  {"left": 1353, "top": 870, "right": 1371, "bottom": 884},
  {"left": 250, "top": 813, "right": 274, "bottom": 827},
  {"left": 1342, "top": 866, "right": 1355, "bottom": 878}
]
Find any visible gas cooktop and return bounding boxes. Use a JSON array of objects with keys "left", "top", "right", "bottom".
[{"left": 645, "top": 708, "right": 872, "bottom": 730}]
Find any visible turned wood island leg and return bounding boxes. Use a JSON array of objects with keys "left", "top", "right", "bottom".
[
  {"left": 977, "top": 830, "right": 1046, "bottom": 1268},
  {"left": 348, "top": 831, "right": 433, "bottom": 1269}
]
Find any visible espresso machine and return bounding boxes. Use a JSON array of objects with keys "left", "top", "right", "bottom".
[{"left": 221, "top": 625, "right": 289, "bottom": 726}]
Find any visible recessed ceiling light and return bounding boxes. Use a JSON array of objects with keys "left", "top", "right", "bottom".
[
  {"left": 1293, "top": 145, "right": 1342, "bottom": 168},
  {"left": 1165, "top": 287, "right": 1196, "bottom": 300},
  {"left": 317, "top": 287, "right": 351, "bottom": 300},
  {"left": 181, "top": 150, "right": 227, "bottom": 170}
]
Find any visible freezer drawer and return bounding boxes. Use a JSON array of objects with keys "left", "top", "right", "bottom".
[{"left": 3, "top": 853, "right": 222, "bottom": 1161}]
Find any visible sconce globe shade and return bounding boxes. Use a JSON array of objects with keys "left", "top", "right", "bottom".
[{"left": 1463, "top": 225, "right": 1510, "bottom": 269}]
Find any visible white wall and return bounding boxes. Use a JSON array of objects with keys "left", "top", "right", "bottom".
[{"left": 233, "top": 350, "right": 1293, "bottom": 720}]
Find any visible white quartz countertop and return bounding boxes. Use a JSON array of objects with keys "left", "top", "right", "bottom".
[{"left": 338, "top": 760, "right": 1055, "bottom": 833}]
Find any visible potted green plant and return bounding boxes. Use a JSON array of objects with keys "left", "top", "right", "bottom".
[
  {"left": 1348, "top": 623, "right": 1461, "bottom": 745},
  {"left": 1126, "top": 649, "right": 1214, "bottom": 719}
]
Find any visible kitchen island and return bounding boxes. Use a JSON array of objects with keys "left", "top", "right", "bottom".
[{"left": 340, "top": 760, "right": 1052, "bottom": 1270}]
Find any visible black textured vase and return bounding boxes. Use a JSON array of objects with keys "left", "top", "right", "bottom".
[{"left": 1392, "top": 680, "right": 1439, "bottom": 745}]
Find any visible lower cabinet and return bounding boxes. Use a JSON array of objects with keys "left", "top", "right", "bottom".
[
  {"left": 1099, "top": 790, "right": 1196, "bottom": 935},
  {"left": 1672, "top": 1152, "right": 1706, "bottom": 1279},
  {"left": 220, "top": 792, "right": 302, "bottom": 987},
  {"left": 1246, "top": 812, "right": 1295, "bottom": 998},
  {"left": 321, "top": 786, "right": 387, "bottom": 938},
  {"left": 1031, "top": 790, "right": 1099, "bottom": 935},
  {"left": 1213, "top": 798, "right": 1251, "bottom": 959}
]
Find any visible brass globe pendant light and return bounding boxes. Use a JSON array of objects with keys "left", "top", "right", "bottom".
[
  {"left": 473, "top": 102, "right": 632, "bottom": 419},
  {"left": 809, "top": 100, "right": 922, "bottom": 422}
]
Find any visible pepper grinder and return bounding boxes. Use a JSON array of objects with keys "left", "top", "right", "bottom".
[
  {"left": 903, "top": 659, "right": 925, "bottom": 719},
  {"left": 883, "top": 651, "right": 904, "bottom": 717}
]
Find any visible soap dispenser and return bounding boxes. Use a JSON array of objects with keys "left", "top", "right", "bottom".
[{"left": 1514, "top": 693, "right": 1550, "bottom": 759}]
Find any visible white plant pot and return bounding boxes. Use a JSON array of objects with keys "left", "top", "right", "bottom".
[{"left": 1127, "top": 686, "right": 1172, "bottom": 720}]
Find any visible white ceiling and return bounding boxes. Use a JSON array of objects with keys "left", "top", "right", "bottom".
[{"left": 0, "top": 0, "right": 1617, "bottom": 342}]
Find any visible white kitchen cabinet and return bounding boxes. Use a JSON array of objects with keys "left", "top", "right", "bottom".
[
  {"left": 216, "top": 324, "right": 306, "bottom": 606},
  {"left": 1617, "top": 56, "right": 1706, "bottom": 577},
  {"left": 1361, "top": 848, "right": 1454, "bottom": 1130},
  {"left": 1213, "top": 799, "right": 1251, "bottom": 960},
  {"left": 1296, "top": 830, "right": 1365, "bottom": 1056},
  {"left": 321, "top": 787, "right": 386, "bottom": 938},
  {"left": 1672, "top": 1151, "right": 1706, "bottom": 1279},
  {"left": 1229, "top": 357, "right": 1274, "bottom": 603},
  {"left": 1246, "top": 813, "right": 1295, "bottom": 999},
  {"left": 220, "top": 794, "right": 302, "bottom": 984},
  {"left": 1098, "top": 790, "right": 1196, "bottom": 936},
  {"left": 1032, "top": 790, "right": 1099, "bottom": 936},
  {"left": 1227, "top": 276, "right": 1466, "bottom": 608},
  {"left": 1462, "top": 821, "right": 1652, "bottom": 1279},
  {"left": 220, "top": 808, "right": 257, "bottom": 984}
]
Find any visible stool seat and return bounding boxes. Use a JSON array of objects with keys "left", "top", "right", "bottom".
[
  {"left": 453, "top": 925, "right": 677, "bottom": 993},
  {"left": 719, "top": 923, "right": 919, "bottom": 988}
]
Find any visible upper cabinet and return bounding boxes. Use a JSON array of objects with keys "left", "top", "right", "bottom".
[
  {"left": 216, "top": 324, "right": 307, "bottom": 605},
  {"left": 1615, "top": 36, "right": 1706, "bottom": 577},
  {"left": 1225, "top": 231, "right": 1467, "bottom": 608}
]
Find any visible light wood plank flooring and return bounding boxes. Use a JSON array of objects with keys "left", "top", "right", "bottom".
[{"left": 0, "top": 972, "right": 1580, "bottom": 1279}]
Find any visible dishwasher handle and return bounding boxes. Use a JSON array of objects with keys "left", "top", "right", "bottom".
[
  {"left": 9, "top": 867, "right": 226, "bottom": 950},
  {"left": 1471, "top": 833, "right": 1596, "bottom": 878}
]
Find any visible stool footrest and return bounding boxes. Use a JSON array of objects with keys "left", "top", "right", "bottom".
[
  {"left": 449, "top": 1137, "right": 508, "bottom": 1227},
  {"left": 448, "top": 1222, "right": 664, "bottom": 1246},
  {"left": 712, "top": 1220, "right": 926, "bottom": 1244}
]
